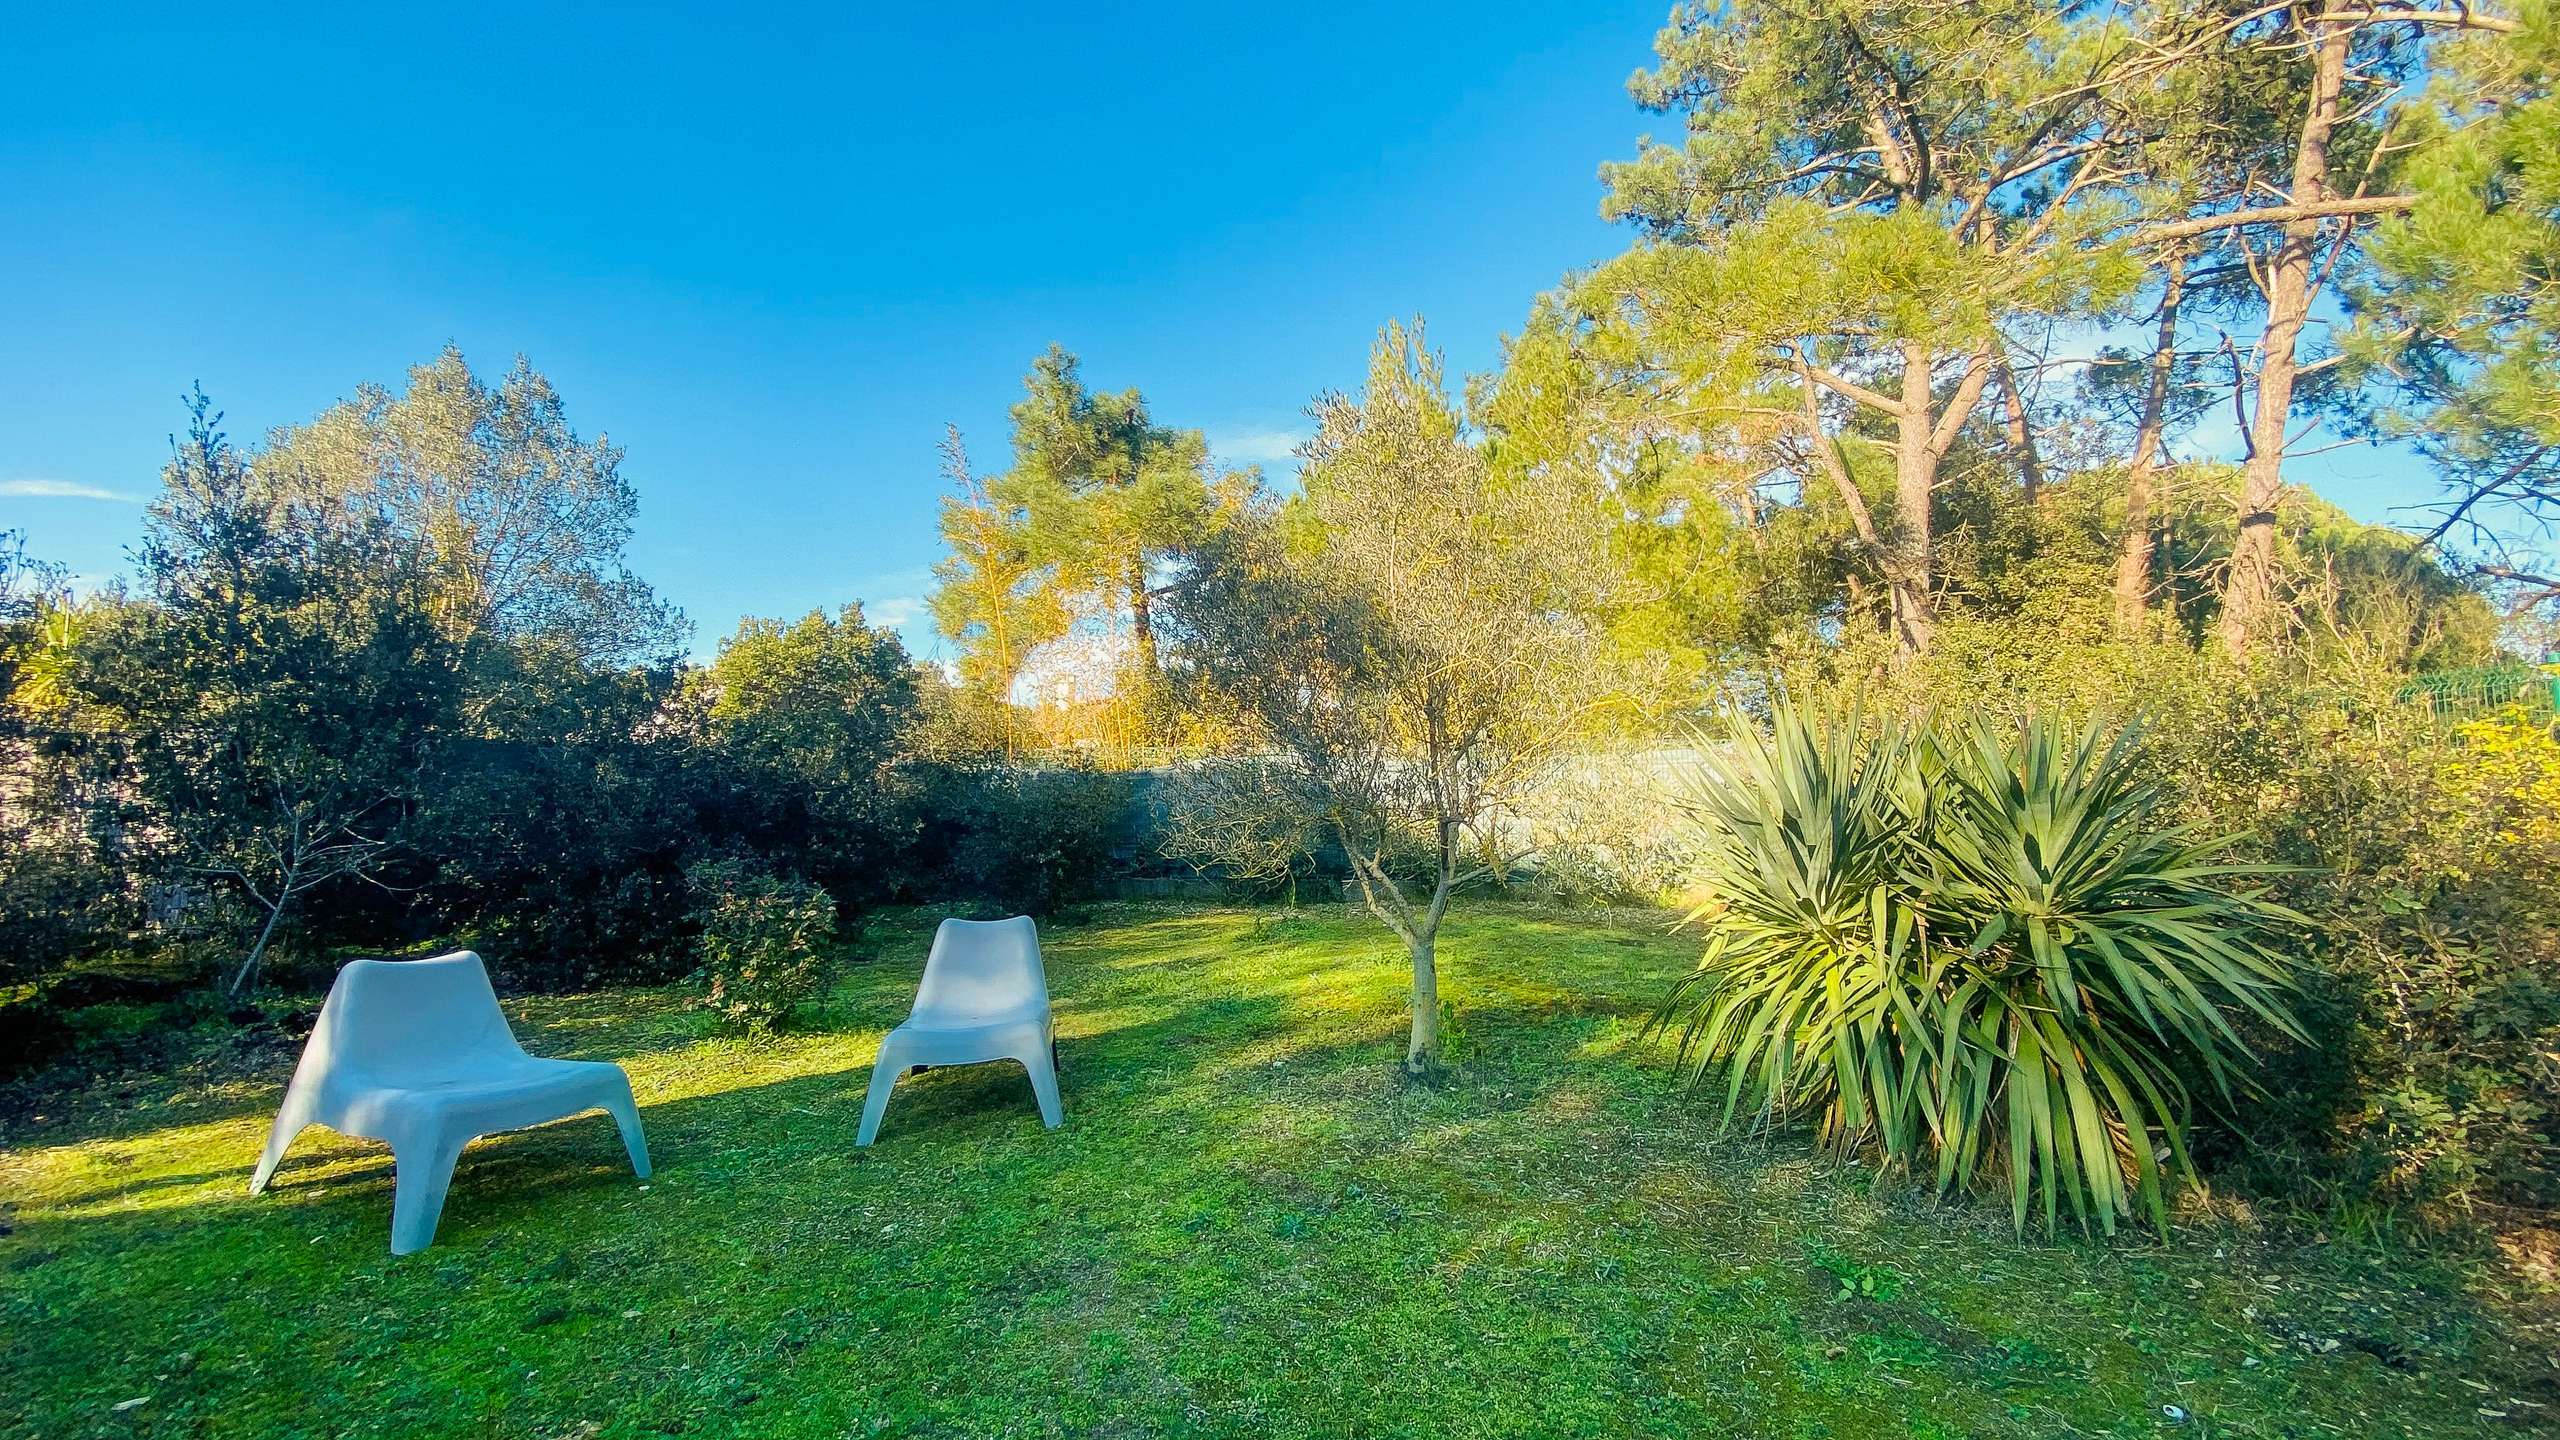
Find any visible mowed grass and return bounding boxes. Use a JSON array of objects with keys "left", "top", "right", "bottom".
[{"left": 3, "top": 903, "right": 2552, "bottom": 1439}]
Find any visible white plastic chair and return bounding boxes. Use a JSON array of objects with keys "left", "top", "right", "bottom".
[
  {"left": 856, "top": 915, "right": 1061, "bottom": 1146},
  {"left": 248, "top": 950, "right": 651, "bottom": 1255}
]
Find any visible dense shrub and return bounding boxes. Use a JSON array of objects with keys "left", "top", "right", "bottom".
[
  {"left": 0, "top": 841, "right": 134, "bottom": 997},
  {"left": 907, "top": 764, "right": 1134, "bottom": 915},
  {"left": 1767, "top": 610, "right": 2560, "bottom": 1220},
  {"left": 2237, "top": 709, "right": 2560, "bottom": 1214},
  {"left": 685, "top": 858, "right": 839, "bottom": 1033},
  {"left": 1658, "top": 701, "right": 2305, "bottom": 1234},
  {"left": 694, "top": 606, "right": 920, "bottom": 909},
  {"left": 420, "top": 664, "right": 710, "bottom": 989},
  {"left": 0, "top": 982, "right": 273, "bottom": 1082}
]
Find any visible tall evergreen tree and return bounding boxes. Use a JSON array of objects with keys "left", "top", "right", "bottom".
[
  {"left": 932, "top": 348, "right": 1253, "bottom": 734},
  {"left": 2091, "top": 2, "right": 2527, "bottom": 653},
  {"left": 993, "top": 347, "right": 1246, "bottom": 680},
  {"left": 1580, "top": 0, "right": 2149, "bottom": 655},
  {"left": 929, "top": 427, "right": 1063, "bottom": 751},
  {"left": 2352, "top": 0, "right": 2560, "bottom": 613}
]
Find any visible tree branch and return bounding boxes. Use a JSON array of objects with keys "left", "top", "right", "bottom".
[
  {"left": 2321, "top": 7, "right": 2518, "bottom": 33},
  {"left": 2124, "top": 194, "right": 2415, "bottom": 247},
  {"left": 1796, "top": 360, "right": 1909, "bottom": 418}
]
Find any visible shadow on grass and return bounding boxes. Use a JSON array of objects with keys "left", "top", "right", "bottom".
[
  {"left": 0, "top": 901, "right": 1678, "bottom": 1154},
  {"left": 5, "top": 961, "right": 1683, "bottom": 1274},
  {"left": 6, "top": 980, "right": 1320, "bottom": 1242},
  {"left": 0, "top": 987, "right": 732, "bottom": 1158},
  {"left": 8, "top": 899, "right": 1743, "bottom": 1298},
  {"left": 10, "top": 909, "right": 2557, "bottom": 1440}
]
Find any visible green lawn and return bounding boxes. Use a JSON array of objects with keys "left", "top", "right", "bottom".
[{"left": 2, "top": 903, "right": 2551, "bottom": 1438}]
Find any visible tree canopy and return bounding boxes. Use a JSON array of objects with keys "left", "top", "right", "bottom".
[
  {"left": 261, "top": 345, "right": 685, "bottom": 671},
  {"left": 932, "top": 348, "right": 1256, "bottom": 749},
  {"left": 1164, "top": 325, "right": 1658, "bottom": 1070}
]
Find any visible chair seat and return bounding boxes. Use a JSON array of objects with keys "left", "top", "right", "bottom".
[
  {"left": 893, "top": 1010, "right": 1047, "bottom": 1048},
  {"left": 329, "top": 1057, "right": 630, "bottom": 1139},
  {"left": 251, "top": 951, "right": 650, "bottom": 1255},
  {"left": 857, "top": 916, "right": 1061, "bottom": 1145}
]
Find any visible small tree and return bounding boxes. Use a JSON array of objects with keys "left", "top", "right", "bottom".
[
  {"left": 73, "top": 394, "right": 464, "bottom": 996},
  {"left": 1164, "top": 325, "right": 1652, "bottom": 1074}
]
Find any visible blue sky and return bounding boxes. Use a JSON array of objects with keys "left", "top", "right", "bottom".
[{"left": 0, "top": 3, "right": 2441, "bottom": 662}]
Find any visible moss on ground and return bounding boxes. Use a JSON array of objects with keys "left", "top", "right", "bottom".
[{"left": 2, "top": 903, "right": 2553, "bottom": 1438}]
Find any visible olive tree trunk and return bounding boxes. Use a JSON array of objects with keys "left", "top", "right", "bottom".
[
  {"left": 1342, "top": 824, "right": 1461, "bottom": 1077},
  {"left": 1405, "top": 926, "right": 1441, "bottom": 1071}
]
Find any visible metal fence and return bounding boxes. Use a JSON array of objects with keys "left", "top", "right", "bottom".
[{"left": 2395, "top": 663, "right": 2560, "bottom": 722}]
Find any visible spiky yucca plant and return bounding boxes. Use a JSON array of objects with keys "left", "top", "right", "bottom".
[{"left": 1657, "top": 703, "right": 2304, "bottom": 1234}]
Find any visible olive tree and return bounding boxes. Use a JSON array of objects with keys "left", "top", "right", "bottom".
[{"left": 1163, "top": 325, "right": 1653, "bottom": 1074}]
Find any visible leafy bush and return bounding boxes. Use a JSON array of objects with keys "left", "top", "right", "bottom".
[
  {"left": 0, "top": 841, "right": 134, "bottom": 996},
  {"left": 2258, "top": 709, "right": 2560, "bottom": 1213},
  {"left": 1658, "top": 702, "right": 2305, "bottom": 1234},
  {"left": 421, "top": 669, "right": 708, "bottom": 990},
  {"left": 685, "top": 859, "right": 838, "bottom": 1033},
  {"left": 2054, "top": 680, "right": 2560, "bottom": 1218},
  {"left": 907, "top": 764, "right": 1134, "bottom": 915},
  {"left": 2438, "top": 711, "right": 2560, "bottom": 889},
  {"left": 695, "top": 605, "right": 921, "bottom": 907},
  {"left": 1759, "top": 610, "right": 2560, "bottom": 1221}
]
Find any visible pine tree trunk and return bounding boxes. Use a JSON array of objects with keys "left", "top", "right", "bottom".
[
  {"left": 1844, "top": 572, "right": 1879, "bottom": 633},
  {"left": 1129, "top": 563, "right": 1157, "bottom": 674},
  {"left": 2116, "top": 468, "right": 2163, "bottom": 632},
  {"left": 1998, "top": 357, "right": 2044, "bottom": 508},
  {"left": 1888, "top": 343, "right": 1940, "bottom": 656},
  {"left": 2116, "top": 247, "right": 2188, "bottom": 633},
  {"left": 2221, "top": 11, "right": 2348, "bottom": 658}
]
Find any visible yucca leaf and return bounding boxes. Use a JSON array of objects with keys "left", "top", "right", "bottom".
[{"left": 1659, "top": 700, "right": 2305, "bottom": 1237}]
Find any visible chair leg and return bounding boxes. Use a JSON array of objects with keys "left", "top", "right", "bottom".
[
  {"left": 248, "top": 1089, "right": 313, "bottom": 1195},
  {"left": 388, "top": 1133, "right": 467, "bottom": 1256},
  {"left": 1019, "top": 1045, "right": 1063, "bottom": 1130},
  {"left": 604, "top": 1088, "right": 652, "bottom": 1179},
  {"left": 855, "top": 1035, "right": 908, "bottom": 1148}
]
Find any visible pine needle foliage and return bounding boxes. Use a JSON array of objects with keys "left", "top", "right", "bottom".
[{"left": 1656, "top": 702, "right": 2306, "bottom": 1234}]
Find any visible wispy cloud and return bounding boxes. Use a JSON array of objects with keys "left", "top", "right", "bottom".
[
  {"left": 1, "top": 478, "right": 137, "bottom": 502},
  {"left": 866, "top": 595, "right": 925, "bottom": 628},
  {"left": 851, "top": 565, "right": 934, "bottom": 593},
  {"left": 1208, "top": 427, "right": 1309, "bottom": 467}
]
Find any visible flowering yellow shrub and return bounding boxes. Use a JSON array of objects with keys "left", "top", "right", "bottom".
[{"left": 2443, "top": 712, "right": 2560, "bottom": 908}]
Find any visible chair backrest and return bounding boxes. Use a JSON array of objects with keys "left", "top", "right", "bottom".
[
  {"left": 911, "top": 916, "right": 1049, "bottom": 1024},
  {"left": 309, "top": 951, "right": 525, "bottom": 1085}
]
